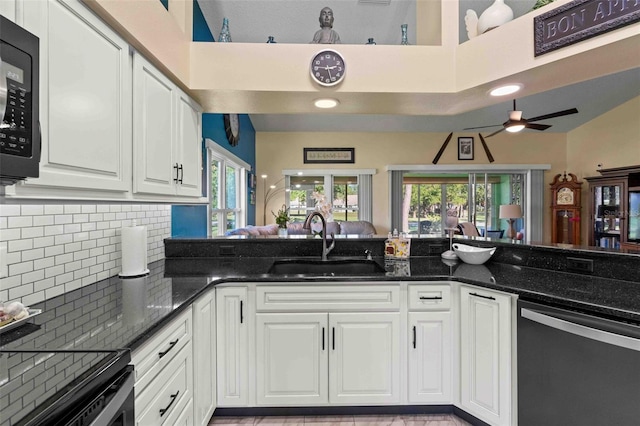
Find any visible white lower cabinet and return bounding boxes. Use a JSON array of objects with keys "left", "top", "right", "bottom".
[
  {"left": 459, "top": 285, "right": 513, "bottom": 426},
  {"left": 256, "top": 313, "right": 328, "bottom": 405},
  {"left": 193, "top": 288, "right": 216, "bottom": 426},
  {"left": 216, "top": 286, "right": 249, "bottom": 406},
  {"left": 329, "top": 312, "right": 400, "bottom": 405},
  {"left": 407, "top": 284, "right": 452, "bottom": 404},
  {"left": 254, "top": 284, "right": 401, "bottom": 406},
  {"left": 408, "top": 311, "right": 452, "bottom": 403},
  {"left": 132, "top": 307, "right": 193, "bottom": 426}
]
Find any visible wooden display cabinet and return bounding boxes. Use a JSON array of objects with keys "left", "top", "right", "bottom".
[{"left": 585, "top": 165, "right": 640, "bottom": 250}]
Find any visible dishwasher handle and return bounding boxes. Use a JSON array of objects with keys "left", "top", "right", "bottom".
[{"left": 521, "top": 308, "right": 640, "bottom": 352}]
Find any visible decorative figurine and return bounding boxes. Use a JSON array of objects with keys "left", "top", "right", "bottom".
[
  {"left": 266, "top": 36, "right": 277, "bottom": 43},
  {"left": 465, "top": 0, "right": 514, "bottom": 40},
  {"left": 311, "top": 7, "right": 341, "bottom": 44},
  {"left": 365, "top": 37, "right": 376, "bottom": 45}
]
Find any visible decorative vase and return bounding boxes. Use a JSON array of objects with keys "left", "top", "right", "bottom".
[
  {"left": 365, "top": 37, "right": 376, "bottom": 45},
  {"left": 477, "top": 0, "right": 514, "bottom": 34},
  {"left": 266, "top": 36, "right": 276, "bottom": 43},
  {"left": 400, "top": 24, "right": 410, "bottom": 45},
  {"left": 218, "top": 17, "right": 232, "bottom": 42},
  {"left": 278, "top": 227, "right": 288, "bottom": 237}
]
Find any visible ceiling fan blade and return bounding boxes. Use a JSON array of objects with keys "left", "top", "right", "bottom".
[
  {"left": 484, "top": 127, "right": 506, "bottom": 138},
  {"left": 527, "top": 108, "right": 578, "bottom": 122},
  {"left": 478, "top": 133, "right": 495, "bottom": 163},
  {"left": 463, "top": 124, "right": 502, "bottom": 130},
  {"left": 525, "top": 123, "right": 552, "bottom": 131}
]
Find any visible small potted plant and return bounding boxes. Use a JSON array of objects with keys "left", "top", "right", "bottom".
[{"left": 272, "top": 204, "right": 290, "bottom": 236}]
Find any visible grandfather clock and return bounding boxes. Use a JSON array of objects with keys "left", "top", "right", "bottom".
[{"left": 550, "top": 172, "right": 582, "bottom": 245}]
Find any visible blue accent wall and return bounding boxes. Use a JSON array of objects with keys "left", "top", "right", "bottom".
[
  {"left": 192, "top": 0, "right": 215, "bottom": 42},
  {"left": 171, "top": 205, "right": 208, "bottom": 237},
  {"left": 203, "top": 113, "right": 257, "bottom": 226}
]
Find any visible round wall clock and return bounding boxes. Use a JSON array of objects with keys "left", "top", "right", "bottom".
[
  {"left": 224, "top": 113, "right": 240, "bottom": 146},
  {"left": 310, "top": 49, "right": 346, "bottom": 87}
]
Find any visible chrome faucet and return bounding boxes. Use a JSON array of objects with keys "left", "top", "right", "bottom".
[{"left": 303, "top": 212, "right": 335, "bottom": 261}]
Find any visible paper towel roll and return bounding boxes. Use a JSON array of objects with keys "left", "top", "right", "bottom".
[
  {"left": 120, "top": 223, "right": 149, "bottom": 277},
  {"left": 122, "top": 276, "right": 147, "bottom": 326}
]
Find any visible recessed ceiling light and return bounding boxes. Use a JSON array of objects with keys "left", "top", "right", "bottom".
[
  {"left": 314, "top": 98, "right": 340, "bottom": 109},
  {"left": 490, "top": 84, "right": 522, "bottom": 97}
]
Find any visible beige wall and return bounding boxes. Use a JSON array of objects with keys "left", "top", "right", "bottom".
[
  {"left": 257, "top": 131, "right": 568, "bottom": 237},
  {"left": 567, "top": 97, "right": 640, "bottom": 244}
]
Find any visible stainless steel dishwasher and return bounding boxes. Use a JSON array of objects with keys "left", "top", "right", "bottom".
[{"left": 517, "top": 300, "right": 640, "bottom": 426}]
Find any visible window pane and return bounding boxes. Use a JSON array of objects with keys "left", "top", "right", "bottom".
[
  {"left": 211, "top": 212, "right": 222, "bottom": 236},
  {"left": 226, "top": 165, "right": 237, "bottom": 209},
  {"left": 211, "top": 159, "right": 221, "bottom": 209},
  {"left": 402, "top": 182, "right": 442, "bottom": 236},
  {"left": 226, "top": 211, "right": 237, "bottom": 232},
  {"left": 332, "top": 176, "right": 358, "bottom": 221},
  {"left": 289, "top": 176, "right": 324, "bottom": 222}
]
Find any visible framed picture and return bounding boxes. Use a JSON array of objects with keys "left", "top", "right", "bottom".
[
  {"left": 250, "top": 190, "right": 256, "bottom": 205},
  {"left": 458, "top": 137, "right": 474, "bottom": 160},
  {"left": 304, "top": 148, "right": 355, "bottom": 164},
  {"left": 248, "top": 172, "right": 256, "bottom": 189}
]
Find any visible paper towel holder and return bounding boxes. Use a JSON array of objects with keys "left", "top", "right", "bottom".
[{"left": 118, "top": 269, "right": 150, "bottom": 279}]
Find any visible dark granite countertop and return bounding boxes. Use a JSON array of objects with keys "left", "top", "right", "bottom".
[{"left": 2, "top": 253, "right": 638, "bottom": 355}]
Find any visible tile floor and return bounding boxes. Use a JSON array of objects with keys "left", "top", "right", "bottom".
[{"left": 209, "top": 414, "right": 472, "bottom": 425}]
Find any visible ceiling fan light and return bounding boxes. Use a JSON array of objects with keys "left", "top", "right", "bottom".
[
  {"left": 490, "top": 84, "right": 522, "bottom": 97},
  {"left": 505, "top": 123, "right": 525, "bottom": 133},
  {"left": 314, "top": 98, "right": 340, "bottom": 109}
]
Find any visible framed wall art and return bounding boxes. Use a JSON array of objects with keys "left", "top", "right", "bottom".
[
  {"left": 458, "top": 137, "right": 474, "bottom": 160},
  {"left": 304, "top": 148, "right": 355, "bottom": 164}
]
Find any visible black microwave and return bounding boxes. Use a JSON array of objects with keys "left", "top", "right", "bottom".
[{"left": 0, "top": 14, "right": 40, "bottom": 186}]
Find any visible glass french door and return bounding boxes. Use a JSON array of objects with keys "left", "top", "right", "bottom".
[{"left": 401, "top": 173, "right": 526, "bottom": 237}]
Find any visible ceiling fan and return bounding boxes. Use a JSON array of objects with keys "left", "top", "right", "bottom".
[{"left": 464, "top": 99, "right": 579, "bottom": 138}]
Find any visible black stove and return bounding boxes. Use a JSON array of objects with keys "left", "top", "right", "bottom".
[{"left": 0, "top": 349, "right": 132, "bottom": 426}]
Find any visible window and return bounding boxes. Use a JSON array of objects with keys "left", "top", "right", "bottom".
[
  {"left": 281, "top": 169, "right": 375, "bottom": 223},
  {"left": 207, "top": 139, "right": 249, "bottom": 236},
  {"left": 389, "top": 165, "right": 549, "bottom": 242}
]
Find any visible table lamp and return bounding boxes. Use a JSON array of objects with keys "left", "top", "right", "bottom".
[{"left": 499, "top": 204, "right": 522, "bottom": 239}]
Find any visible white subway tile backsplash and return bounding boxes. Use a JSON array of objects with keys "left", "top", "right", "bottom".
[
  {"left": 1, "top": 203, "right": 171, "bottom": 305},
  {"left": 44, "top": 205, "right": 64, "bottom": 215}
]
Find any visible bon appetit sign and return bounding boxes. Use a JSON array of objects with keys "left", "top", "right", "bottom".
[{"left": 534, "top": 0, "right": 640, "bottom": 56}]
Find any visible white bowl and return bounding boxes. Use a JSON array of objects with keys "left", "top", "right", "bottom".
[{"left": 452, "top": 243, "right": 496, "bottom": 265}]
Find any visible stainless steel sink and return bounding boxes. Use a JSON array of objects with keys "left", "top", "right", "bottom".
[{"left": 268, "top": 259, "right": 386, "bottom": 275}]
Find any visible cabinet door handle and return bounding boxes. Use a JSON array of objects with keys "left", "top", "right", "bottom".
[
  {"left": 322, "top": 327, "right": 325, "bottom": 351},
  {"left": 469, "top": 292, "right": 495, "bottom": 301},
  {"left": 332, "top": 327, "right": 335, "bottom": 350},
  {"left": 159, "top": 390, "right": 180, "bottom": 417},
  {"left": 419, "top": 296, "right": 443, "bottom": 300},
  {"left": 178, "top": 164, "right": 184, "bottom": 184},
  {"left": 158, "top": 338, "right": 179, "bottom": 359},
  {"left": 173, "top": 163, "right": 179, "bottom": 182},
  {"left": 412, "top": 326, "right": 416, "bottom": 349},
  {"left": 240, "top": 300, "right": 244, "bottom": 324}
]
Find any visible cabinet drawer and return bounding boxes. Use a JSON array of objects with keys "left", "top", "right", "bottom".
[
  {"left": 132, "top": 307, "right": 192, "bottom": 394},
  {"left": 136, "top": 341, "right": 193, "bottom": 426},
  {"left": 408, "top": 284, "right": 451, "bottom": 311},
  {"left": 256, "top": 284, "right": 400, "bottom": 312}
]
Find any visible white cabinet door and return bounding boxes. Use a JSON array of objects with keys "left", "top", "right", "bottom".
[
  {"left": 408, "top": 312, "right": 452, "bottom": 404},
  {"left": 193, "top": 289, "right": 216, "bottom": 426},
  {"left": 460, "top": 286, "right": 512, "bottom": 426},
  {"left": 21, "top": 0, "right": 131, "bottom": 193},
  {"left": 175, "top": 89, "right": 202, "bottom": 197},
  {"left": 256, "top": 313, "right": 329, "bottom": 406},
  {"left": 216, "top": 287, "right": 248, "bottom": 406},
  {"left": 329, "top": 312, "right": 400, "bottom": 405},
  {"left": 0, "top": 0, "right": 18, "bottom": 22},
  {"left": 133, "top": 53, "right": 176, "bottom": 196}
]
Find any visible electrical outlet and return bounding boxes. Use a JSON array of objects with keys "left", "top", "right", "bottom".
[
  {"left": 0, "top": 246, "right": 7, "bottom": 278},
  {"left": 566, "top": 257, "right": 594, "bottom": 273}
]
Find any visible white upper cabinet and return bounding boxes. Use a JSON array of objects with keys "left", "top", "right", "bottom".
[
  {"left": 20, "top": 0, "right": 132, "bottom": 194},
  {"left": 133, "top": 53, "right": 202, "bottom": 199}
]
